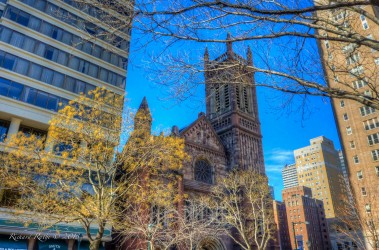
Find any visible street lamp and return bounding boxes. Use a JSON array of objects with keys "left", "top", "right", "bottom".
[
  {"left": 147, "top": 224, "right": 154, "bottom": 250},
  {"left": 292, "top": 221, "right": 309, "bottom": 250}
]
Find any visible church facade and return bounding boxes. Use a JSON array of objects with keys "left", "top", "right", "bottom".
[
  {"left": 176, "top": 39, "right": 265, "bottom": 249},
  {"left": 122, "top": 38, "right": 267, "bottom": 250}
]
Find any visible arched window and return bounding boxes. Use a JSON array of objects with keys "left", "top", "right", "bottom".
[{"left": 194, "top": 160, "right": 213, "bottom": 184}]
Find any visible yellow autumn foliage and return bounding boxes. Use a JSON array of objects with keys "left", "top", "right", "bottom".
[{"left": 0, "top": 87, "right": 187, "bottom": 250}]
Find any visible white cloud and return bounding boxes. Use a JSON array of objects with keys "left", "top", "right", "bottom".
[
  {"left": 265, "top": 148, "right": 294, "bottom": 163},
  {"left": 265, "top": 164, "right": 284, "bottom": 174}
]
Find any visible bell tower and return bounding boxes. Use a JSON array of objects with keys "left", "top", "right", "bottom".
[{"left": 204, "top": 35, "right": 264, "bottom": 173}]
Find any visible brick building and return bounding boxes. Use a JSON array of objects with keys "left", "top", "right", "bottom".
[
  {"left": 273, "top": 200, "right": 291, "bottom": 250},
  {"left": 282, "top": 186, "right": 330, "bottom": 250},
  {"left": 315, "top": 1, "right": 379, "bottom": 247}
]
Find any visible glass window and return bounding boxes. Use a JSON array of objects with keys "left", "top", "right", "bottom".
[
  {"left": 52, "top": 28, "right": 62, "bottom": 40},
  {"left": 46, "top": 95, "right": 59, "bottom": 111},
  {"left": 28, "top": 63, "right": 42, "bottom": 80},
  {"left": 35, "top": 0, "right": 47, "bottom": 11},
  {"left": 101, "top": 50, "right": 110, "bottom": 61},
  {"left": 0, "top": 78, "right": 11, "bottom": 96},
  {"left": 0, "top": 119, "right": 10, "bottom": 142},
  {"left": 40, "top": 22, "right": 53, "bottom": 36},
  {"left": 28, "top": 16, "right": 41, "bottom": 30},
  {"left": 35, "top": 43, "right": 46, "bottom": 57},
  {"left": 92, "top": 45, "right": 101, "bottom": 58},
  {"left": 2, "top": 54, "right": 16, "bottom": 70},
  {"left": 35, "top": 91, "right": 49, "bottom": 108},
  {"left": 19, "top": 125, "right": 47, "bottom": 138},
  {"left": 8, "top": 81, "right": 24, "bottom": 100},
  {"left": 7, "top": 7, "right": 19, "bottom": 22},
  {"left": 61, "top": 32, "right": 72, "bottom": 45},
  {"left": 357, "top": 171, "right": 363, "bottom": 180},
  {"left": 88, "top": 64, "right": 98, "bottom": 78},
  {"left": 99, "top": 68, "right": 107, "bottom": 82},
  {"left": 83, "top": 42, "right": 92, "bottom": 54},
  {"left": 41, "top": 68, "right": 54, "bottom": 83},
  {"left": 25, "top": 87, "right": 37, "bottom": 104},
  {"left": 10, "top": 32, "right": 24, "bottom": 48},
  {"left": 68, "top": 56, "right": 80, "bottom": 70},
  {"left": 75, "top": 81, "right": 86, "bottom": 94},
  {"left": 44, "top": 47, "right": 54, "bottom": 60},
  {"left": 52, "top": 72, "right": 64, "bottom": 88},
  {"left": 64, "top": 76, "right": 75, "bottom": 92},
  {"left": 14, "top": 58, "right": 29, "bottom": 75},
  {"left": 0, "top": 27, "right": 12, "bottom": 43},
  {"left": 56, "top": 51, "right": 68, "bottom": 65},
  {"left": 22, "top": 37, "right": 36, "bottom": 52},
  {"left": 17, "top": 11, "right": 30, "bottom": 26}
]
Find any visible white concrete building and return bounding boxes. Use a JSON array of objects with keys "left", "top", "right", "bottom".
[{"left": 0, "top": 0, "right": 131, "bottom": 249}]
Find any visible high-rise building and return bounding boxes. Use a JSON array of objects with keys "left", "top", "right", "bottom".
[
  {"left": 282, "top": 186, "right": 330, "bottom": 250},
  {"left": 294, "top": 136, "right": 347, "bottom": 219},
  {"left": 316, "top": 2, "right": 379, "bottom": 247},
  {"left": 282, "top": 163, "right": 298, "bottom": 189},
  {"left": 0, "top": 0, "right": 131, "bottom": 249}
]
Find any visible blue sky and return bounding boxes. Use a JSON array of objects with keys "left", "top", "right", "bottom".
[{"left": 125, "top": 33, "right": 341, "bottom": 201}]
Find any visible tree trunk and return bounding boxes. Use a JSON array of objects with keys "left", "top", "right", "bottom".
[{"left": 89, "top": 239, "right": 101, "bottom": 250}]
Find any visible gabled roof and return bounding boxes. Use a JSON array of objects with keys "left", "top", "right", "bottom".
[{"left": 179, "top": 114, "right": 226, "bottom": 154}]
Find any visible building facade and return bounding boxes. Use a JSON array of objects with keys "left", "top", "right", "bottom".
[
  {"left": 294, "top": 136, "right": 347, "bottom": 219},
  {"left": 273, "top": 200, "right": 291, "bottom": 250},
  {"left": 282, "top": 163, "right": 298, "bottom": 189},
  {"left": 282, "top": 186, "right": 330, "bottom": 250},
  {"left": 315, "top": 2, "right": 379, "bottom": 247},
  {"left": 0, "top": 0, "right": 131, "bottom": 249}
]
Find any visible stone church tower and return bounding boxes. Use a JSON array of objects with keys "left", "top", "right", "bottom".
[{"left": 204, "top": 34, "right": 264, "bottom": 173}]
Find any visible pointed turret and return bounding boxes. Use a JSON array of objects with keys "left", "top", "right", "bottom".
[
  {"left": 204, "top": 46, "right": 209, "bottom": 62},
  {"left": 204, "top": 46, "right": 209, "bottom": 74},
  {"left": 134, "top": 97, "right": 152, "bottom": 134},
  {"left": 226, "top": 33, "right": 233, "bottom": 56},
  {"left": 247, "top": 46, "right": 253, "bottom": 66}
]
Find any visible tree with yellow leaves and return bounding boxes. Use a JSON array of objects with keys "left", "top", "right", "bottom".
[{"left": 0, "top": 88, "right": 186, "bottom": 250}]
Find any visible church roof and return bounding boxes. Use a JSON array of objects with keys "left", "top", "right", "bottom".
[{"left": 178, "top": 114, "right": 226, "bottom": 154}]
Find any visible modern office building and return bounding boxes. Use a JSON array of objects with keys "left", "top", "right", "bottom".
[
  {"left": 282, "top": 186, "right": 330, "bottom": 250},
  {"left": 0, "top": 0, "right": 131, "bottom": 249},
  {"left": 294, "top": 136, "right": 347, "bottom": 219},
  {"left": 282, "top": 163, "right": 298, "bottom": 189},
  {"left": 316, "top": 2, "right": 379, "bottom": 247}
]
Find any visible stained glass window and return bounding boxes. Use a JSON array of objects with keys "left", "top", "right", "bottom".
[{"left": 195, "top": 160, "right": 213, "bottom": 184}]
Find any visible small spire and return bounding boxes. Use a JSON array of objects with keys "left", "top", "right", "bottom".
[
  {"left": 247, "top": 46, "right": 253, "bottom": 65},
  {"left": 226, "top": 33, "right": 233, "bottom": 54},
  {"left": 204, "top": 46, "right": 209, "bottom": 62},
  {"left": 139, "top": 96, "right": 149, "bottom": 111},
  {"left": 204, "top": 46, "right": 209, "bottom": 69},
  {"left": 134, "top": 96, "right": 152, "bottom": 133}
]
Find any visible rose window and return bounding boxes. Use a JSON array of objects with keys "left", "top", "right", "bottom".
[{"left": 194, "top": 160, "right": 213, "bottom": 184}]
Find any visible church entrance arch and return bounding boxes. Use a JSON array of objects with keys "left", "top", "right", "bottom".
[{"left": 197, "top": 237, "right": 226, "bottom": 250}]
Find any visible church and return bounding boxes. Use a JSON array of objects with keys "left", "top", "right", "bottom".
[{"left": 127, "top": 38, "right": 266, "bottom": 250}]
